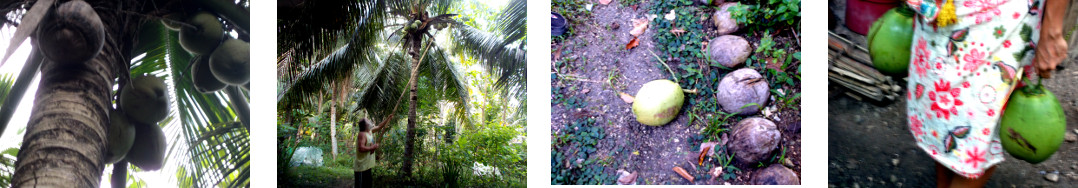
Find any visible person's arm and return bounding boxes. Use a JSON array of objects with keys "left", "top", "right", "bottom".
[
  {"left": 1034, "top": 0, "right": 1070, "bottom": 78},
  {"left": 357, "top": 132, "right": 379, "bottom": 152},
  {"left": 371, "top": 113, "right": 396, "bottom": 133}
]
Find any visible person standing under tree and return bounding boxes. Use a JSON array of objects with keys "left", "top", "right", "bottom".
[{"left": 355, "top": 114, "right": 395, "bottom": 187}]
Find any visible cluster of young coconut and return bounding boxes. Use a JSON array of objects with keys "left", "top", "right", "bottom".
[
  {"left": 165, "top": 11, "right": 250, "bottom": 93},
  {"left": 106, "top": 75, "right": 170, "bottom": 170}
]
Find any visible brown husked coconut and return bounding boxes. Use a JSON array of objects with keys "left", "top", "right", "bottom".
[
  {"left": 716, "top": 68, "right": 768, "bottom": 115},
  {"left": 752, "top": 164, "right": 800, "bottom": 185},
  {"left": 712, "top": 2, "right": 741, "bottom": 35},
  {"left": 729, "top": 117, "right": 779, "bottom": 164},
  {"left": 707, "top": 35, "right": 751, "bottom": 68}
]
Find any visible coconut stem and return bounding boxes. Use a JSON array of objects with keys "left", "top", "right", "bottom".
[
  {"left": 682, "top": 89, "right": 699, "bottom": 94},
  {"left": 649, "top": 50, "right": 679, "bottom": 83}
]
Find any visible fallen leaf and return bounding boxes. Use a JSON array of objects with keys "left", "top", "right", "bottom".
[
  {"left": 581, "top": 88, "right": 590, "bottom": 94},
  {"left": 553, "top": 48, "right": 562, "bottom": 60},
  {"left": 619, "top": 92, "right": 635, "bottom": 103},
  {"left": 600, "top": 0, "right": 612, "bottom": 5},
  {"left": 709, "top": 167, "right": 723, "bottom": 181},
  {"left": 617, "top": 170, "right": 638, "bottom": 185},
  {"left": 626, "top": 37, "right": 640, "bottom": 50},
  {"left": 699, "top": 142, "right": 719, "bottom": 156},
  {"left": 698, "top": 146, "right": 710, "bottom": 165},
  {"left": 673, "top": 166, "right": 694, "bottom": 183},
  {"left": 629, "top": 18, "right": 649, "bottom": 36},
  {"left": 670, "top": 28, "right": 687, "bottom": 37}
]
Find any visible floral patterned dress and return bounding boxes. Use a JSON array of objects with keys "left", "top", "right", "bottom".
[{"left": 905, "top": 0, "right": 1043, "bottom": 178}]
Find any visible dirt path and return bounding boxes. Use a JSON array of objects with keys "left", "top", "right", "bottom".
[
  {"left": 829, "top": 1, "right": 1078, "bottom": 187},
  {"left": 553, "top": 0, "right": 801, "bottom": 185}
]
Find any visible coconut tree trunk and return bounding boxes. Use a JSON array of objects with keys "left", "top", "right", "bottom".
[
  {"left": 10, "top": 1, "right": 134, "bottom": 186},
  {"left": 11, "top": 22, "right": 125, "bottom": 188},
  {"left": 402, "top": 33, "right": 423, "bottom": 178},
  {"left": 330, "top": 99, "right": 337, "bottom": 159}
]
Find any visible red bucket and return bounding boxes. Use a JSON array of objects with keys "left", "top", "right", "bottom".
[{"left": 845, "top": 0, "right": 902, "bottom": 35}]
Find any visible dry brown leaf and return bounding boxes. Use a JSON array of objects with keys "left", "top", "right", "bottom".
[
  {"left": 673, "top": 166, "right": 694, "bottom": 183},
  {"left": 670, "top": 28, "right": 687, "bottom": 37},
  {"left": 619, "top": 92, "right": 635, "bottom": 103},
  {"left": 600, "top": 0, "right": 613, "bottom": 5},
  {"left": 617, "top": 170, "right": 638, "bottom": 185},
  {"left": 698, "top": 146, "right": 710, "bottom": 165},
  {"left": 625, "top": 37, "right": 640, "bottom": 50},
  {"left": 630, "top": 18, "right": 649, "bottom": 36},
  {"left": 699, "top": 142, "right": 719, "bottom": 156}
]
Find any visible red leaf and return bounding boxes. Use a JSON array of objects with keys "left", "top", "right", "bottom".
[{"left": 626, "top": 37, "right": 639, "bottom": 50}]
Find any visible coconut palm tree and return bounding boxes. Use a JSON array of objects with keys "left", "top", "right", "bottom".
[
  {"left": 0, "top": 0, "right": 249, "bottom": 187},
  {"left": 277, "top": 0, "right": 526, "bottom": 178}
]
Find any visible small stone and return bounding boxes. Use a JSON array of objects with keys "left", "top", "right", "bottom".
[
  {"left": 1066, "top": 132, "right": 1077, "bottom": 142},
  {"left": 784, "top": 158, "right": 795, "bottom": 168},
  {"left": 707, "top": 35, "right": 752, "bottom": 68},
  {"left": 1066, "top": 172, "right": 1078, "bottom": 180},
  {"left": 853, "top": 183, "right": 860, "bottom": 188},
  {"left": 1047, "top": 173, "right": 1059, "bottom": 182},
  {"left": 892, "top": 159, "right": 900, "bottom": 166},
  {"left": 890, "top": 175, "right": 897, "bottom": 183}
]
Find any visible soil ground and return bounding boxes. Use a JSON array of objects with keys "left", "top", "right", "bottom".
[
  {"left": 552, "top": 0, "right": 801, "bottom": 185},
  {"left": 829, "top": 1, "right": 1078, "bottom": 187}
]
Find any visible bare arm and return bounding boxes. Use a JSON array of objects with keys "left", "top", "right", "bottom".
[
  {"left": 1034, "top": 0, "right": 1070, "bottom": 78},
  {"left": 357, "top": 132, "right": 379, "bottom": 152},
  {"left": 371, "top": 113, "right": 396, "bottom": 134}
]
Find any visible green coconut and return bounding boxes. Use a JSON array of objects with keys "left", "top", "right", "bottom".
[
  {"left": 632, "top": 80, "right": 685, "bottom": 126},
  {"left": 120, "top": 75, "right": 169, "bottom": 125},
  {"left": 105, "top": 109, "right": 136, "bottom": 164},
  {"left": 1000, "top": 82, "right": 1066, "bottom": 164},
  {"left": 867, "top": 7, "right": 914, "bottom": 75},
  {"left": 179, "top": 11, "right": 224, "bottom": 55},
  {"left": 209, "top": 38, "right": 250, "bottom": 85},
  {"left": 125, "top": 121, "right": 166, "bottom": 171}
]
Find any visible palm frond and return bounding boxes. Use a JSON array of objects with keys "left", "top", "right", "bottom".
[
  {"left": 495, "top": 0, "right": 527, "bottom": 45},
  {"left": 449, "top": 26, "right": 525, "bottom": 91}
]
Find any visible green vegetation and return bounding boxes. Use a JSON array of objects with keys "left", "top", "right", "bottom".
[
  {"left": 277, "top": 0, "right": 526, "bottom": 187},
  {"left": 728, "top": 0, "right": 801, "bottom": 32},
  {"left": 551, "top": 117, "right": 614, "bottom": 185}
]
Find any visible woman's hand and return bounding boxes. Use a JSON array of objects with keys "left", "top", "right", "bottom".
[
  {"left": 1033, "top": 33, "right": 1067, "bottom": 78},
  {"left": 1034, "top": 0, "right": 1071, "bottom": 78}
]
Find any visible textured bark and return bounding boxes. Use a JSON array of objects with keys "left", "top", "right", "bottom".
[
  {"left": 402, "top": 33, "right": 422, "bottom": 178},
  {"left": 11, "top": 39, "right": 121, "bottom": 187},
  {"left": 11, "top": 1, "right": 133, "bottom": 187},
  {"left": 330, "top": 100, "right": 337, "bottom": 159}
]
